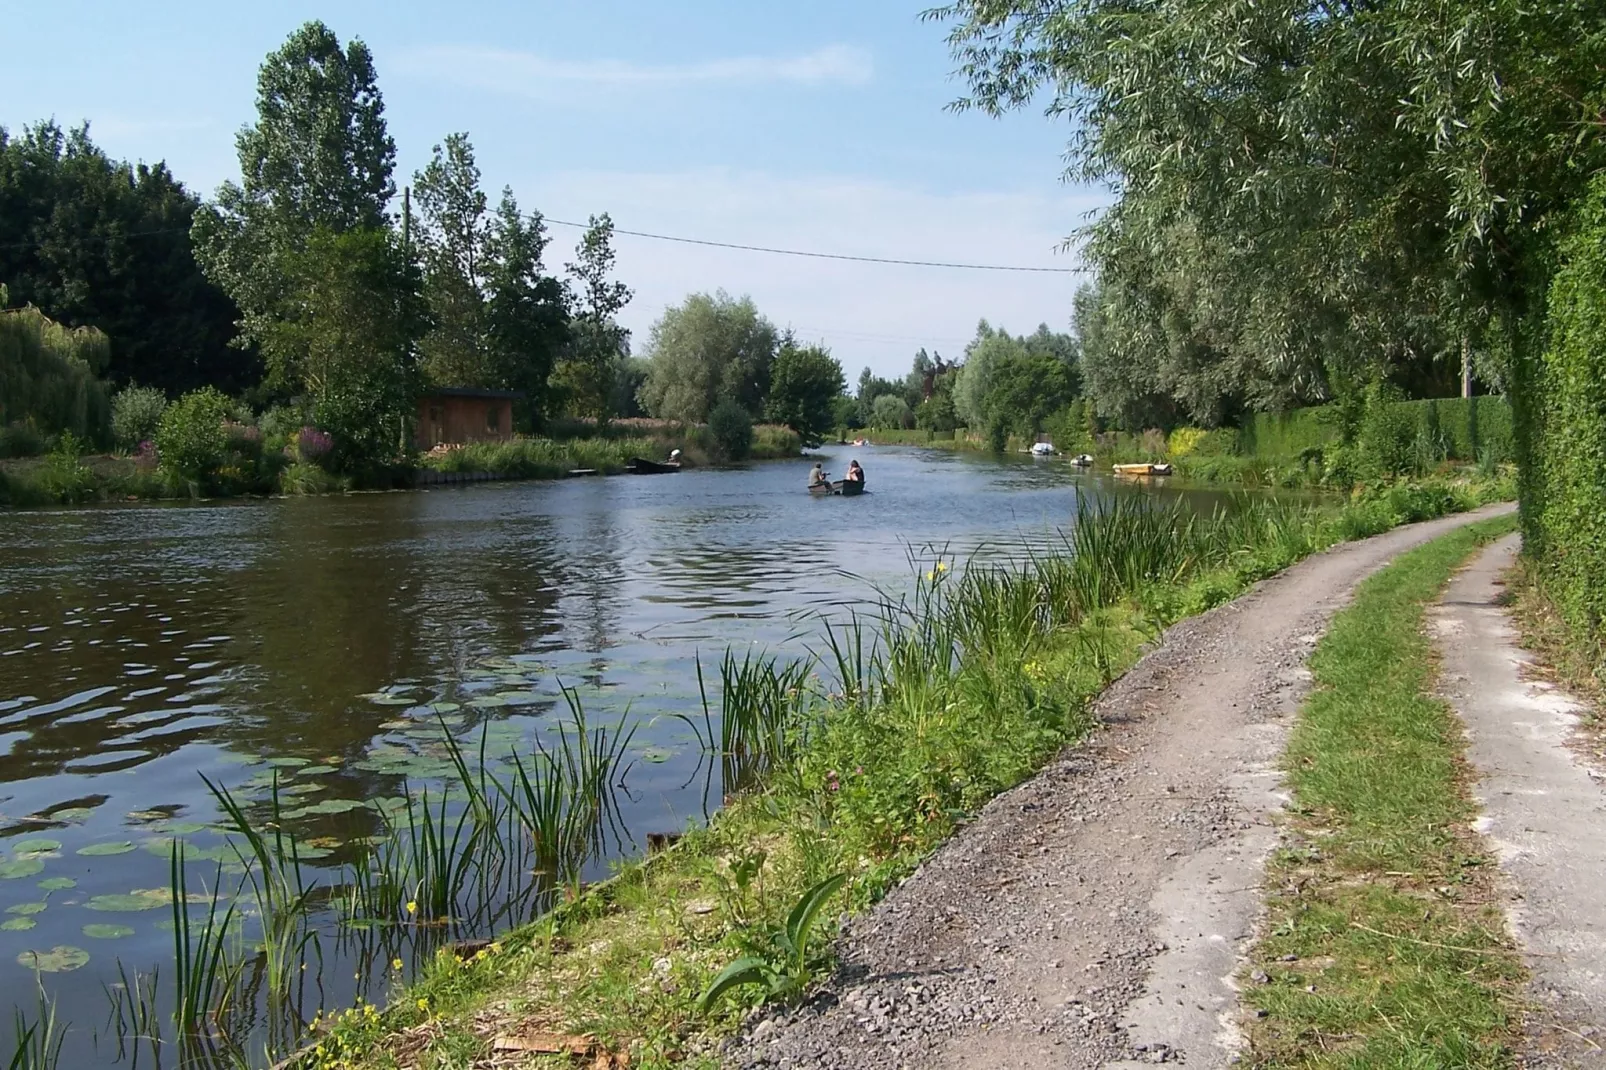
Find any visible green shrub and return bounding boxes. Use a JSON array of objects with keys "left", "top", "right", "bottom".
[
  {"left": 156, "top": 387, "right": 230, "bottom": 482},
  {"left": 708, "top": 400, "right": 754, "bottom": 461},
  {"left": 0, "top": 421, "right": 46, "bottom": 459},
  {"left": 1356, "top": 382, "right": 1418, "bottom": 480},
  {"left": 111, "top": 385, "right": 168, "bottom": 451}
]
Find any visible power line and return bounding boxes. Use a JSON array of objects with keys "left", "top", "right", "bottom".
[
  {"left": 0, "top": 217, "right": 1088, "bottom": 275},
  {"left": 544, "top": 216, "right": 1086, "bottom": 274}
]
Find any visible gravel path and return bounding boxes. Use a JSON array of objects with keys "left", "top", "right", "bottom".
[
  {"left": 1433, "top": 535, "right": 1606, "bottom": 1066},
  {"left": 726, "top": 502, "right": 1517, "bottom": 1070}
]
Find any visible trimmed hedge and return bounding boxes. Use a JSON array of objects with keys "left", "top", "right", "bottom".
[
  {"left": 1239, "top": 396, "right": 1513, "bottom": 463},
  {"left": 1527, "top": 175, "right": 1606, "bottom": 672}
]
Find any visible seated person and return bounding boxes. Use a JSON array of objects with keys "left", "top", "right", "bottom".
[
  {"left": 844, "top": 460, "right": 864, "bottom": 483},
  {"left": 808, "top": 462, "right": 831, "bottom": 487}
]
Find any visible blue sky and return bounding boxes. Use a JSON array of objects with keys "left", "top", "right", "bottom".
[{"left": 1, "top": 0, "right": 1107, "bottom": 378}]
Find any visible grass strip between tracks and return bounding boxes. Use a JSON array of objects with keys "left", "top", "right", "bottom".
[{"left": 1244, "top": 514, "right": 1526, "bottom": 1068}]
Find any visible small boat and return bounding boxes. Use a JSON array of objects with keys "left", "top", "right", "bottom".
[
  {"left": 1071, "top": 454, "right": 1094, "bottom": 468},
  {"left": 1029, "top": 441, "right": 1057, "bottom": 457},
  {"left": 808, "top": 480, "right": 866, "bottom": 496},
  {"left": 852, "top": 438, "right": 870, "bottom": 447},
  {"left": 625, "top": 457, "right": 682, "bottom": 474},
  {"left": 1112, "top": 462, "right": 1174, "bottom": 478}
]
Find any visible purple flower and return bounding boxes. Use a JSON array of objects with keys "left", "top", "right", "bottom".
[{"left": 298, "top": 427, "right": 333, "bottom": 463}]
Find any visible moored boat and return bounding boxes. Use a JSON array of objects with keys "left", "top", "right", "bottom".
[
  {"left": 1112, "top": 462, "right": 1174, "bottom": 478},
  {"left": 626, "top": 457, "right": 682, "bottom": 474},
  {"left": 1071, "top": 453, "right": 1094, "bottom": 467}
]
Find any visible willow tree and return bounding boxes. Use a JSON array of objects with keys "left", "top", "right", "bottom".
[
  {"left": 0, "top": 294, "right": 113, "bottom": 444},
  {"left": 928, "top": 0, "right": 1606, "bottom": 423}
]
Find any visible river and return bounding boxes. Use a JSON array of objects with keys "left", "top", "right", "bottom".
[{"left": 0, "top": 445, "right": 1241, "bottom": 1065}]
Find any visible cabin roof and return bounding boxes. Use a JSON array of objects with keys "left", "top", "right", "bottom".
[{"left": 420, "top": 387, "right": 525, "bottom": 401}]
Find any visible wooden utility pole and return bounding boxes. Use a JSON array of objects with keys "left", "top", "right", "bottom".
[{"left": 1461, "top": 336, "right": 1472, "bottom": 398}]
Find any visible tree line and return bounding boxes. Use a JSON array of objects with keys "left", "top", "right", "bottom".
[{"left": 927, "top": 0, "right": 1606, "bottom": 658}]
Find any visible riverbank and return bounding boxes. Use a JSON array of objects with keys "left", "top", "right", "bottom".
[
  {"left": 0, "top": 425, "right": 803, "bottom": 508},
  {"left": 294, "top": 476, "right": 1515, "bottom": 1070}
]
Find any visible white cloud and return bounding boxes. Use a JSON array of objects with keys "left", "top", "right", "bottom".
[
  {"left": 394, "top": 43, "right": 873, "bottom": 96},
  {"left": 522, "top": 168, "right": 1109, "bottom": 378}
]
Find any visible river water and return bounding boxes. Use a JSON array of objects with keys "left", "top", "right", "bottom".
[{"left": 0, "top": 446, "right": 1240, "bottom": 1064}]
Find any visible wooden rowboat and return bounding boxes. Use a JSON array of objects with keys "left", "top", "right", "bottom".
[
  {"left": 1112, "top": 462, "right": 1174, "bottom": 478},
  {"left": 809, "top": 480, "right": 866, "bottom": 496},
  {"left": 625, "top": 457, "right": 682, "bottom": 474}
]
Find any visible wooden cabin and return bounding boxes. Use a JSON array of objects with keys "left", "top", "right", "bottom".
[{"left": 415, "top": 388, "right": 521, "bottom": 449}]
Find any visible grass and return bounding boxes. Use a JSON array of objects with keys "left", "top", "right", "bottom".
[
  {"left": 1243, "top": 514, "right": 1526, "bottom": 1068},
  {"left": 275, "top": 478, "right": 1512, "bottom": 1070}
]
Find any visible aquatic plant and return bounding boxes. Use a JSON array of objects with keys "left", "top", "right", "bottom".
[{"left": 6, "top": 981, "right": 65, "bottom": 1070}]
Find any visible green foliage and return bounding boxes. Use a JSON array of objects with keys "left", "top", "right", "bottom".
[
  {"left": 554, "top": 214, "right": 633, "bottom": 423},
  {"left": 413, "top": 133, "right": 571, "bottom": 423},
  {"left": 765, "top": 341, "right": 845, "bottom": 448},
  {"left": 0, "top": 306, "right": 112, "bottom": 446},
  {"left": 261, "top": 227, "right": 425, "bottom": 479},
  {"left": 155, "top": 387, "right": 230, "bottom": 482},
  {"left": 640, "top": 291, "right": 778, "bottom": 423},
  {"left": 707, "top": 399, "right": 755, "bottom": 461},
  {"left": 871, "top": 393, "right": 912, "bottom": 431},
  {"left": 111, "top": 386, "right": 168, "bottom": 451},
  {"left": 1527, "top": 177, "right": 1606, "bottom": 675},
  {"left": 0, "top": 121, "right": 244, "bottom": 394},
  {"left": 698, "top": 873, "right": 848, "bottom": 1010},
  {"left": 0, "top": 422, "right": 45, "bottom": 460}
]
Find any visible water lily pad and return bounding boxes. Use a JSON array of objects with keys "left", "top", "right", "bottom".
[
  {"left": 45, "top": 807, "right": 95, "bottom": 823},
  {"left": 16, "top": 946, "right": 89, "bottom": 973},
  {"left": 36, "top": 878, "right": 75, "bottom": 891},
  {"left": 85, "top": 892, "right": 167, "bottom": 912},
  {"left": 265, "top": 757, "right": 309, "bottom": 768},
  {"left": 466, "top": 695, "right": 507, "bottom": 708},
  {"left": 361, "top": 694, "right": 415, "bottom": 706},
  {"left": 279, "top": 783, "right": 322, "bottom": 796},
  {"left": 6, "top": 903, "right": 46, "bottom": 916},
  {"left": 0, "top": 860, "right": 44, "bottom": 880},
  {"left": 298, "top": 799, "right": 369, "bottom": 816},
  {"left": 82, "top": 924, "right": 134, "bottom": 940},
  {"left": 638, "top": 747, "right": 673, "bottom": 764},
  {"left": 428, "top": 702, "right": 460, "bottom": 714},
  {"left": 154, "top": 821, "right": 208, "bottom": 836},
  {"left": 295, "top": 765, "right": 337, "bottom": 777},
  {"left": 12, "top": 839, "right": 61, "bottom": 858},
  {"left": 77, "top": 842, "right": 136, "bottom": 857},
  {"left": 0, "top": 918, "right": 34, "bottom": 931}
]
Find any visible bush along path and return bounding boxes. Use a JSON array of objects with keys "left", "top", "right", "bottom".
[
  {"left": 1431, "top": 535, "right": 1606, "bottom": 1066},
  {"left": 725, "top": 504, "right": 1517, "bottom": 1070}
]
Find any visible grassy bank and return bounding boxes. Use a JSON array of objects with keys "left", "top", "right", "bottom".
[
  {"left": 267, "top": 478, "right": 1513, "bottom": 1070},
  {"left": 1243, "top": 515, "right": 1525, "bottom": 1067},
  {"left": 0, "top": 424, "right": 804, "bottom": 507},
  {"left": 417, "top": 424, "right": 801, "bottom": 479}
]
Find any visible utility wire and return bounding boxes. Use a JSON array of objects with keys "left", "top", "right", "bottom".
[
  {"left": 543, "top": 216, "right": 1086, "bottom": 274},
  {"left": 0, "top": 217, "right": 1087, "bottom": 274}
]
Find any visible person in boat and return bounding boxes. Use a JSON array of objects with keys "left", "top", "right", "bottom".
[
  {"left": 668, "top": 448, "right": 682, "bottom": 465},
  {"left": 844, "top": 459, "right": 864, "bottom": 484},
  {"left": 808, "top": 462, "right": 831, "bottom": 489}
]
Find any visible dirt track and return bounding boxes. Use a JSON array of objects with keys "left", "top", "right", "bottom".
[{"left": 726, "top": 502, "right": 1517, "bottom": 1070}]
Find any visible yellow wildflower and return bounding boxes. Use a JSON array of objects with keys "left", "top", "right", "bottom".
[
  {"left": 405, "top": 900, "right": 417, "bottom": 915},
  {"left": 415, "top": 997, "right": 430, "bottom": 1013},
  {"left": 391, "top": 957, "right": 403, "bottom": 971}
]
